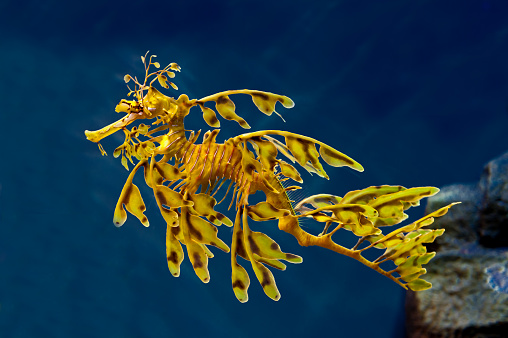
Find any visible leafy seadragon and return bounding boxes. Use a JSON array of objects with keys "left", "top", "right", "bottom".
[{"left": 85, "top": 53, "right": 457, "bottom": 302}]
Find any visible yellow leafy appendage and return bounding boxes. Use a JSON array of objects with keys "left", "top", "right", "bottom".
[{"left": 85, "top": 53, "right": 457, "bottom": 302}]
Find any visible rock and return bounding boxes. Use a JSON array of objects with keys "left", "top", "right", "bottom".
[
  {"left": 406, "top": 152, "right": 508, "bottom": 338},
  {"left": 479, "top": 152, "right": 508, "bottom": 248},
  {"left": 424, "top": 183, "right": 481, "bottom": 252}
]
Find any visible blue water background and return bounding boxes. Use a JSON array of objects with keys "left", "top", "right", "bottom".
[{"left": 1, "top": 1, "right": 508, "bottom": 337}]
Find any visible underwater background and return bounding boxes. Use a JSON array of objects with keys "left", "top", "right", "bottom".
[{"left": 1, "top": 0, "right": 508, "bottom": 337}]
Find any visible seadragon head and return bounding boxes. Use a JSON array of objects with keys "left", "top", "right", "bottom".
[{"left": 84, "top": 52, "right": 183, "bottom": 146}]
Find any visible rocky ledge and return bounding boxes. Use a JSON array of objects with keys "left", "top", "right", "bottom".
[{"left": 406, "top": 152, "right": 508, "bottom": 337}]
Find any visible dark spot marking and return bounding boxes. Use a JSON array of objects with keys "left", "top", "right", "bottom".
[
  {"left": 156, "top": 191, "right": 167, "bottom": 205},
  {"left": 248, "top": 236, "right": 260, "bottom": 255},
  {"left": 236, "top": 237, "right": 247, "bottom": 259},
  {"left": 123, "top": 185, "right": 133, "bottom": 204},
  {"left": 262, "top": 260, "right": 281, "bottom": 270},
  {"left": 343, "top": 206, "right": 363, "bottom": 212},
  {"left": 141, "top": 216, "right": 148, "bottom": 224},
  {"left": 216, "top": 96, "right": 228, "bottom": 104},
  {"left": 270, "top": 242, "right": 280, "bottom": 251},
  {"left": 245, "top": 163, "right": 256, "bottom": 175},
  {"left": 203, "top": 131, "right": 211, "bottom": 142},
  {"left": 251, "top": 92, "right": 270, "bottom": 100},
  {"left": 171, "top": 226, "right": 180, "bottom": 235},
  {"left": 192, "top": 252, "right": 203, "bottom": 268},
  {"left": 261, "top": 270, "right": 271, "bottom": 287},
  {"left": 232, "top": 280, "right": 245, "bottom": 290},
  {"left": 210, "top": 116, "right": 219, "bottom": 125},
  {"left": 167, "top": 251, "right": 179, "bottom": 264},
  {"left": 187, "top": 215, "right": 203, "bottom": 241},
  {"left": 285, "top": 253, "right": 299, "bottom": 260},
  {"left": 341, "top": 156, "right": 356, "bottom": 165}
]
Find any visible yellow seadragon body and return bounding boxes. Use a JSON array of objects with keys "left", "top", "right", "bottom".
[{"left": 85, "top": 53, "right": 457, "bottom": 302}]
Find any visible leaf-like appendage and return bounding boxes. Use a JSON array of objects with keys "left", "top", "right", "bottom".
[
  {"left": 363, "top": 204, "right": 454, "bottom": 289},
  {"left": 278, "top": 160, "right": 303, "bottom": 183},
  {"left": 251, "top": 92, "right": 277, "bottom": 115},
  {"left": 166, "top": 226, "right": 184, "bottom": 277},
  {"left": 157, "top": 74, "right": 169, "bottom": 88},
  {"left": 178, "top": 206, "right": 211, "bottom": 283},
  {"left": 160, "top": 206, "right": 179, "bottom": 227},
  {"left": 239, "top": 132, "right": 362, "bottom": 178},
  {"left": 319, "top": 144, "right": 364, "bottom": 172},
  {"left": 155, "top": 162, "right": 186, "bottom": 181},
  {"left": 238, "top": 142, "right": 256, "bottom": 175},
  {"left": 143, "top": 162, "right": 163, "bottom": 187},
  {"left": 341, "top": 185, "right": 406, "bottom": 205},
  {"left": 285, "top": 135, "right": 328, "bottom": 179},
  {"left": 286, "top": 187, "right": 455, "bottom": 291},
  {"left": 187, "top": 193, "right": 232, "bottom": 226},
  {"left": 232, "top": 262, "right": 250, "bottom": 302},
  {"left": 300, "top": 203, "right": 379, "bottom": 236},
  {"left": 199, "top": 105, "right": 221, "bottom": 128},
  {"left": 295, "top": 194, "right": 343, "bottom": 211},
  {"left": 251, "top": 259, "right": 280, "bottom": 301},
  {"left": 113, "top": 198, "right": 128, "bottom": 227},
  {"left": 247, "top": 201, "right": 290, "bottom": 221},
  {"left": 231, "top": 209, "right": 251, "bottom": 302},
  {"left": 407, "top": 279, "right": 433, "bottom": 291},
  {"left": 369, "top": 203, "right": 458, "bottom": 248},
  {"left": 186, "top": 239, "right": 210, "bottom": 283},
  {"left": 248, "top": 231, "right": 302, "bottom": 264},
  {"left": 215, "top": 95, "right": 250, "bottom": 129},
  {"left": 155, "top": 185, "right": 193, "bottom": 208},
  {"left": 248, "top": 137, "right": 278, "bottom": 171},
  {"left": 196, "top": 89, "right": 294, "bottom": 130},
  {"left": 249, "top": 91, "right": 294, "bottom": 115},
  {"left": 114, "top": 182, "right": 149, "bottom": 227},
  {"left": 237, "top": 207, "right": 303, "bottom": 301},
  {"left": 185, "top": 213, "right": 230, "bottom": 253},
  {"left": 369, "top": 187, "right": 439, "bottom": 224}
]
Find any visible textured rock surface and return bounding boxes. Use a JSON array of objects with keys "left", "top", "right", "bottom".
[
  {"left": 479, "top": 152, "right": 508, "bottom": 248},
  {"left": 406, "top": 152, "right": 508, "bottom": 337}
]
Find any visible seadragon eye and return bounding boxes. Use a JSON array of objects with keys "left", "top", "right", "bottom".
[{"left": 85, "top": 52, "right": 458, "bottom": 302}]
